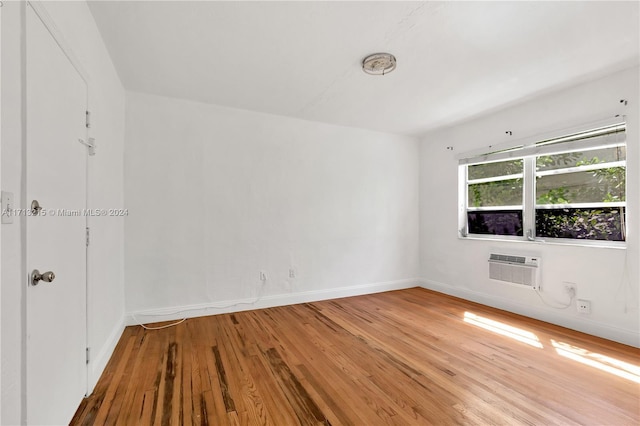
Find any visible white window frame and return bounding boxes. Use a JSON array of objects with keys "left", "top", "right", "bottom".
[
  {"left": 463, "top": 159, "right": 525, "bottom": 241},
  {"left": 458, "top": 119, "right": 627, "bottom": 247}
]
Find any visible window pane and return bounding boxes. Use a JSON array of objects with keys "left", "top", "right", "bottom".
[
  {"left": 468, "top": 159, "right": 523, "bottom": 179},
  {"left": 536, "top": 168, "right": 625, "bottom": 204},
  {"left": 468, "top": 210, "right": 523, "bottom": 236},
  {"left": 536, "top": 207, "right": 625, "bottom": 241},
  {"left": 462, "top": 124, "right": 627, "bottom": 244},
  {"left": 536, "top": 146, "right": 625, "bottom": 172},
  {"left": 469, "top": 179, "right": 523, "bottom": 207}
]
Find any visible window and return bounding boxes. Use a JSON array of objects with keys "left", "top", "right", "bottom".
[
  {"left": 459, "top": 121, "right": 626, "bottom": 243},
  {"left": 467, "top": 159, "right": 524, "bottom": 236}
]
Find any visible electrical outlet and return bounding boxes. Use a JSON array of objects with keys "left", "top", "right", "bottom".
[
  {"left": 288, "top": 268, "right": 296, "bottom": 279},
  {"left": 576, "top": 299, "right": 591, "bottom": 314},
  {"left": 259, "top": 271, "right": 267, "bottom": 282}
]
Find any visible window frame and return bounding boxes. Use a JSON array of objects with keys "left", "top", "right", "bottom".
[
  {"left": 463, "top": 159, "right": 525, "bottom": 239},
  {"left": 458, "top": 120, "right": 627, "bottom": 247}
]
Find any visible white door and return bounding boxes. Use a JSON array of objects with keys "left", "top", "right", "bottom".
[{"left": 26, "top": 5, "right": 88, "bottom": 425}]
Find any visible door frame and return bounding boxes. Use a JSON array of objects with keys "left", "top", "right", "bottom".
[{"left": 24, "top": 0, "right": 91, "bottom": 406}]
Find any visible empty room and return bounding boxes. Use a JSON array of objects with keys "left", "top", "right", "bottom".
[{"left": 1, "top": 1, "right": 639, "bottom": 425}]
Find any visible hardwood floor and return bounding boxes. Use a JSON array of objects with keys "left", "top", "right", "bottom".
[{"left": 71, "top": 288, "right": 640, "bottom": 425}]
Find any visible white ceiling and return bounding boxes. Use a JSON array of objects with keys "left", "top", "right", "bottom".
[{"left": 88, "top": 1, "right": 639, "bottom": 136}]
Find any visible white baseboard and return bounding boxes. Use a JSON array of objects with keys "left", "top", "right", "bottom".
[
  {"left": 87, "top": 316, "right": 126, "bottom": 395},
  {"left": 125, "top": 278, "right": 420, "bottom": 326},
  {"left": 419, "top": 278, "right": 639, "bottom": 348}
]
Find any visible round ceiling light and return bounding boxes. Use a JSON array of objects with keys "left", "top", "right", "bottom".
[{"left": 362, "top": 53, "right": 397, "bottom": 75}]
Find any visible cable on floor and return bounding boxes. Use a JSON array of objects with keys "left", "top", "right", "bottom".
[
  {"left": 132, "top": 316, "right": 187, "bottom": 330},
  {"left": 132, "top": 279, "right": 267, "bottom": 330}
]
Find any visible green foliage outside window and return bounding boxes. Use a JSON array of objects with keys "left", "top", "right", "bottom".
[
  {"left": 468, "top": 160, "right": 523, "bottom": 207},
  {"left": 535, "top": 149, "right": 626, "bottom": 241},
  {"left": 469, "top": 179, "right": 523, "bottom": 207},
  {"left": 536, "top": 153, "right": 626, "bottom": 205},
  {"left": 536, "top": 208, "right": 625, "bottom": 241},
  {"left": 466, "top": 146, "right": 626, "bottom": 241}
]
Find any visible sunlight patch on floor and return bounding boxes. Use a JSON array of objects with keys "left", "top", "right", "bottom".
[
  {"left": 551, "top": 340, "right": 640, "bottom": 383},
  {"left": 463, "top": 312, "right": 543, "bottom": 348}
]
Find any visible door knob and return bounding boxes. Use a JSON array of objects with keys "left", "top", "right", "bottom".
[{"left": 31, "top": 269, "right": 55, "bottom": 286}]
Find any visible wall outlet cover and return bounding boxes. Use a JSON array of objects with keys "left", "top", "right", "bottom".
[{"left": 576, "top": 299, "right": 591, "bottom": 314}]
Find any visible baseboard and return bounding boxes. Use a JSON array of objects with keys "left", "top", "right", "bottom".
[
  {"left": 125, "top": 278, "right": 420, "bottom": 326},
  {"left": 419, "top": 279, "right": 639, "bottom": 348},
  {"left": 87, "top": 316, "right": 126, "bottom": 395}
]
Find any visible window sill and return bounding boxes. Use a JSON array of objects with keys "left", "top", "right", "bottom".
[{"left": 459, "top": 234, "right": 627, "bottom": 250}]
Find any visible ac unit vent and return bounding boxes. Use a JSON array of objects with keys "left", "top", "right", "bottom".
[
  {"left": 488, "top": 253, "right": 540, "bottom": 289},
  {"left": 489, "top": 253, "right": 527, "bottom": 264}
]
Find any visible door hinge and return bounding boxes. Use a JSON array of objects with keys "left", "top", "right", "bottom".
[
  {"left": 85, "top": 110, "right": 91, "bottom": 129},
  {"left": 86, "top": 227, "right": 90, "bottom": 247},
  {"left": 86, "top": 347, "right": 90, "bottom": 364}
]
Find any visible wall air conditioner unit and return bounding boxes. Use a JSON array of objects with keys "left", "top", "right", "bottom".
[{"left": 488, "top": 254, "right": 540, "bottom": 290}]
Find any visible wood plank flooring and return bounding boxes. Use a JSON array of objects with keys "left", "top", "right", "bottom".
[{"left": 71, "top": 288, "right": 640, "bottom": 425}]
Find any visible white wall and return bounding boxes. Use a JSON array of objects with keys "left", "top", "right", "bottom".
[
  {"left": 419, "top": 66, "right": 640, "bottom": 347},
  {"left": 124, "top": 92, "right": 420, "bottom": 320},
  {"left": 1, "top": 2, "right": 126, "bottom": 423}
]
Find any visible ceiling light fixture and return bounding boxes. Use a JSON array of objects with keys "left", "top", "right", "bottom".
[{"left": 362, "top": 53, "right": 396, "bottom": 76}]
